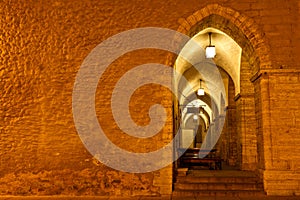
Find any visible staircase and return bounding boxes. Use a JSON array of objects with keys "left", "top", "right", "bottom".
[{"left": 173, "top": 169, "right": 266, "bottom": 197}]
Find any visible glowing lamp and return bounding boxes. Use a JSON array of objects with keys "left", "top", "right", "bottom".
[{"left": 205, "top": 32, "right": 216, "bottom": 58}]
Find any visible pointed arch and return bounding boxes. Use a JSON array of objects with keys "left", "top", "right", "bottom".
[{"left": 176, "top": 4, "right": 272, "bottom": 75}]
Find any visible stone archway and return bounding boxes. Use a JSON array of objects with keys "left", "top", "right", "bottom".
[
  {"left": 176, "top": 4, "right": 272, "bottom": 72},
  {"left": 171, "top": 4, "right": 273, "bottom": 174}
]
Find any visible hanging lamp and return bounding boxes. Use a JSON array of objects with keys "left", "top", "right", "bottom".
[
  {"left": 197, "top": 79, "right": 205, "bottom": 96},
  {"left": 205, "top": 32, "right": 216, "bottom": 58}
]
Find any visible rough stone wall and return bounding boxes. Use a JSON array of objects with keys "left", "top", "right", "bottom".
[
  {"left": 0, "top": 0, "right": 175, "bottom": 196},
  {"left": 0, "top": 0, "right": 300, "bottom": 197}
]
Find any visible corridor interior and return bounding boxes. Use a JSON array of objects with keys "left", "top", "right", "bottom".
[{"left": 171, "top": 26, "right": 264, "bottom": 197}]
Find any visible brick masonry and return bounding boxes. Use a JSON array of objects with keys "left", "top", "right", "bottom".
[{"left": 0, "top": 0, "right": 300, "bottom": 197}]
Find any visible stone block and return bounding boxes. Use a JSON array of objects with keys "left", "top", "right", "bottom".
[{"left": 177, "top": 168, "right": 188, "bottom": 176}]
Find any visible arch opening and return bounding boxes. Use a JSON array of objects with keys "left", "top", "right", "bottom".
[{"left": 172, "top": 10, "right": 267, "bottom": 171}]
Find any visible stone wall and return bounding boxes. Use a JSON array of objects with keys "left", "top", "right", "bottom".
[
  {"left": 0, "top": 0, "right": 299, "bottom": 197},
  {"left": 255, "top": 71, "right": 300, "bottom": 195}
]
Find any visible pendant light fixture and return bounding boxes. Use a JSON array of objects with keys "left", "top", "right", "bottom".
[
  {"left": 206, "top": 32, "right": 216, "bottom": 58},
  {"left": 193, "top": 114, "right": 199, "bottom": 120},
  {"left": 197, "top": 79, "right": 205, "bottom": 96}
]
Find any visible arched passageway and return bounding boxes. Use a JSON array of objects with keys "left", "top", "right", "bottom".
[
  {"left": 171, "top": 5, "right": 272, "bottom": 175},
  {"left": 173, "top": 26, "right": 258, "bottom": 171}
]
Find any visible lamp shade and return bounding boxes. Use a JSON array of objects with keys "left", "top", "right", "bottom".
[
  {"left": 197, "top": 88, "right": 205, "bottom": 96},
  {"left": 193, "top": 114, "right": 198, "bottom": 120},
  {"left": 206, "top": 46, "right": 216, "bottom": 58}
]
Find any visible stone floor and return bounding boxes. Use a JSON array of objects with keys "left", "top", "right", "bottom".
[{"left": 1, "top": 168, "right": 299, "bottom": 200}]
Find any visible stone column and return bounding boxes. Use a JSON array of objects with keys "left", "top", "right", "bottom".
[
  {"left": 235, "top": 94, "right": 258, "bottom": 171},
  {"left": 206, "top": 122, "right": 214, "bottom": 149},
  {"left": 223, "top": 106, "right": 238, "bottom": 166},
  {"left": 215, "top": 114, "right": 226, "bottom": 158},
  {"left": 253, "top": 71, "right": 300, "bottom": 195}
]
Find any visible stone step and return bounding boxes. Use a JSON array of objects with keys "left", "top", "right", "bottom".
[
  {"left": 175, "top": 176, "right": 259, "bottom": 184},
  {"left": 174, "top": 182, "right": 263, "bottom": 191},
  {"left": 172, "top": 189, "right": 266, "bottom": 197}
]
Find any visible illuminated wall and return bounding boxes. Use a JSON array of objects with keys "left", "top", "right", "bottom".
[{"left": 1, "top": 0, "right": 300, "bottom": 196}]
